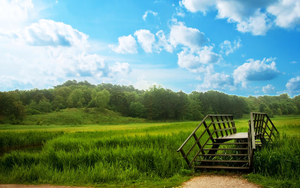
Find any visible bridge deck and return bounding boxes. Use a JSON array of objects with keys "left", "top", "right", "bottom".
[{"left": 215, "top": 132, "right": 248, "bottom": 140}]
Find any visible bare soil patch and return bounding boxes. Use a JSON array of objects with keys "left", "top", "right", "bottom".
[
  {"left": 181, "top": 175, "right": 261, "bottom": 188},
  {"left": 0, "top": 175, "right": 261, "bottom": 188}
]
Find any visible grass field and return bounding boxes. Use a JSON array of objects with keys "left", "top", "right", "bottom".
[{"left": 0, "top": 114, "right": 300, "bottom": 187}]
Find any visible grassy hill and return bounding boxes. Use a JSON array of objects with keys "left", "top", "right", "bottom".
[{"left": 22, "top": 108, "right": 146, "bottom": 125}]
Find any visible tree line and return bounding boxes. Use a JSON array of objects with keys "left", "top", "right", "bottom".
[{"left": 0, "top": 80, "right": 299, "bottom": 124}]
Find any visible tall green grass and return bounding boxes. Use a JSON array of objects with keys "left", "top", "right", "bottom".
[
  {"left": 0, "top": 131, "right": 64, "bottom": 149},
  {"left": 0, "top": 132, "right": 191, "bottom": 187},
  {"left": 246, "top": 135, "right": 300, "bottom": 188}
]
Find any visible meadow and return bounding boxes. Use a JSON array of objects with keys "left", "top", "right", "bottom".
[{"left": 0, "top": 115, "right": 300, "bottom": 187}]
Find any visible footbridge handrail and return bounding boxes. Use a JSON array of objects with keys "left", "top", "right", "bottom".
[{"left": 177, "top": 114, "right": 236, "bottom": 167}]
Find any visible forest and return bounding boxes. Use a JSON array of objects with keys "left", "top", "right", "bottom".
[{"left": 0, "top": 80, "right": 299, "bottom": 124}]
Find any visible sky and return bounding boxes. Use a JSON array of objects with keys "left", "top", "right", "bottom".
[{"left": 0, "top": 0, "right": 300, "bottom": 97}]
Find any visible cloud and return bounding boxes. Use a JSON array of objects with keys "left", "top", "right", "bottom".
[
  {"left": 156, "top": 30, "right": 173, "bottom": 53},
  {"left": 23, "top": 19, "right": 89, "bottom": 47},
  {"left": 0, "top": 75, "right": 33, "bottom": 91},
  {"left": 109, "top": 62, "right": 132, "bottom": 76},
  {"left": 109, "top": 34, "right": 137, "bottom": 54},
  {"left": 180, "top": 0, "right": 292, "bottom": 35},
  {"left": 196, "top": 64, "right": 235, "bottom": 91},
  {"left": 234, "top": 11, "right": 271, "bottom": 36},
  {"left": 177, "top": 46, "right": 222, "bottom": 71},
  {"left": 216, "top": 1, "right": 272, "bottom": 35},
  {"left": 262, "top": 84, "right": 275, "bottom": 93},
  {"left": 219, "top": 37, "right": 241, "bottom": 55},
  {"left": 197, "top": 72, "right": 235, "bottom": 91},
  {"left": 143, "top": 10, "right": 158, "bottom": 21},
  {"left": 0, "top": 0, "right": 35, "bottom": 29},
  {"left": 0, "top": 19, "right": 89, "bottom": 48},
  {"left": 286, "top": 76, "right": 300, "bottom": 96},
  {"left": 58, "top": 52, "right": 108, "bottom": 78},
  {"left": 233, "top": 58, "right": 280, "bottom": 88},
  {"left": 267, "top": 0, "right": 300, "bottom": 29},
  {"left": 181, "top": 0, "right": 217, "bottom": 14},
  {"left": 134, "top": 29, "right": 156, "bottom": 53},
  {"left": 169, "top": 20, "right": 208, "bottom": 50}
]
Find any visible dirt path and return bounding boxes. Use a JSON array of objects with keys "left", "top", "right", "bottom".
[
  {"left": 181, "top": 175, "right": 261, "bottom": 188},
  {"left": 0, "top": 175, "right": 261, "bottom": 188}
]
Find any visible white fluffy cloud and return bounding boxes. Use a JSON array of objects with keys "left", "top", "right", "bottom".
[
  {"left": 197, "top": 72, "right": 234, "bottom": 91},
  {"left": 0, "top": 0, "right": 35, "bottom": 29},
  {"left": 0, "top": 19, "right": 89, "bottom": 49},
  {"left": 181, "top": 0, "right": 216, "bottom": 14},
  {"left": 262, "top": 84, "right": 275, "bottom": 93},
  {"left": 23, "top": 19, "right": 89, "bottom": 47},
  {"left": 181, "top": 0, "right": 300, "bottom": 35},
  {"left": 134, "top": 29, "right": 156, "bottom": 53},
  {"left": 156, "top": 30, "right": 173, "bottom": 53},
  {"left": 109, "top": 62, "right": 132, "bottom": 76},
  {"left": 177, "top": 46, "right": 222, "bottom": 71},
  {"left": 286, "top": 76, "right": 300, "bottom": 96},
  {"left": 109, "top": 35, "right": 137, "bottom": 54},
  {"left": 219, "top": 38, "right": 241, "bottom": 55},
  {"left": 143, "top": 10, "right": 158, "bottom": 21},
  {"left": 233, "top": 58, "right": 280, "bottom": 88},
  {"left": 267, "top": 0, "right": 300, "bottom": 29},
  {"left": 170, "top": 20, "right": 208, "bottom": 50},
  {"left": 61, "top": 53, "right": 107, "bottom": 78},
  {"left": 196, "top": 64, "right": 235, "bottom": 91}
]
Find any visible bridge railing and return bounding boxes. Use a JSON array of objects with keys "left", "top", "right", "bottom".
[
  {"left": 248, "top": 112, "right": 279, "bottom": 167},
  {"left": 177, "top": 114, "right": 236, "bottom": 167},
  {"left": 250, "top": 112, "right": 279, "bottom": 142}
]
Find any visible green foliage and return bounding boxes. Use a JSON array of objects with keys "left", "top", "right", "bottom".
[
  {"left": 89, "top": 89, "right": 110, "bottom": 110},
  {"left": 246, "top": 135, "right": 300, "bottom": 187},
  {"left": 129, "top": 101, "right": 146, "bottom": 118},
  {"left": 67, "top": 89, "right": 85, "bottom": 108},
  {"left": 0, "top": 91, "right": 26, "bottom": 124},
  {"left": 0, "top": 131, "right": 190, "bottom": 187},
  {"left": 22, "top": 108, "right": 145, "bottom": 125},
  {"left": 2, "top": 79, "right": 300, "bottom": 124},
  {"left": 0, "top": 131, "right": 63, "bottom": 149}
]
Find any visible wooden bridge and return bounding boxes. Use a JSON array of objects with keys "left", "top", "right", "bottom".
[{"left": 177, "top": 112, "right": 279, "bottom": 170}]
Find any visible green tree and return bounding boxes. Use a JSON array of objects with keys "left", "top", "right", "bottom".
[
  {"left": 89, "top": 89, "right": 111, "bottom": 110},
  {"left": 0, "top": 91, "right": 26, "bottom": 124},
  {"left": 38, "top": 98, "right": 51, "bottom": 113},
  {"left": 67, "top": 89, "right": 85, "bottom": 108},
  {"left": 129, "top": 101, "right": 146, "bottom": 118}
]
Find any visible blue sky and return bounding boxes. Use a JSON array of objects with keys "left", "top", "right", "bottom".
[{"left": 1, "top": 0, "right": 300, "bottom": 96}]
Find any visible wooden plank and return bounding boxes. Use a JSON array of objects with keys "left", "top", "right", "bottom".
[
  {"left": 220, "top": 116, "right": 229, "bottom": 136},
  {"left": 210, "top": 116, "right": 219, "bottom": 138},
  {"left": 189, "top": 131, "right": 217, "bottom": 166},
  {"left": 180, "top": 149, "right": 190, "bottom": 165},
  {"left": 212, "top": 120, "right": 235, "bottom": 125},
  {"left": 250, "top": 112, "right": 256, "bottom": 150},
  {"left": 208, "top": 114, "right": 233, "bottom": 117},
  {"left": 197, "top": 154, "right": 248, "bottom": 157},
  {"left": 193, "top": 133, "right": 205, "bottom": 155},
  {"left": 230, "top": 116, "right": 237, "bottom": 133},
  {"left": 224, "top": 116, "right": 233, "bottom": 135},
  {"left": 206, "top": 142, "right": 249, "bottom": 145},
  {"left": 177, "top": 115, "right": 209, "bottom": 152},
  {"left": 215, "top": 116, "right": 224, "bottom": 137},
  {"left": 266, "top": 114, "right": 279, "bottom": 134},
  {"left": 214, "top": 127, "right": 236, "bottom": 132},
  {"left": 215, "top": 132, "right": 248, "bottom": 140},
  {"left": 204, "top": 121, "right": 215, "bottom": 143},
  {"left": 194, "top": 166, "right": 249, "bottom": 169},
  {"left": 196, "top": 160, "right": 248, "bottom": 163},
  {"left": 203, "top": 148, "right": 248, "bottom": 151}
]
